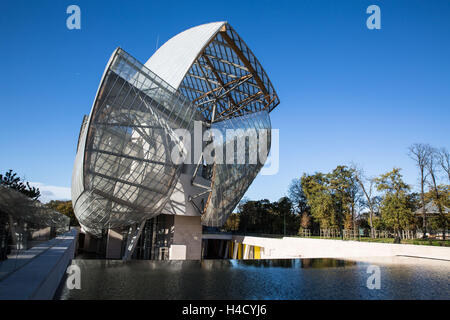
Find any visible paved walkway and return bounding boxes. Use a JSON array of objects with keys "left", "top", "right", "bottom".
[
  {"left": 0, "top": 229, "right": 77, "bottom": 299},
  {"left": 0, "top": 237, "right": 66, "bottom": 281}
]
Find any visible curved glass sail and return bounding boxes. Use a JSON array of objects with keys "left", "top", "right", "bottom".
[
  {"left": 201, "top": 110, "right": 271, "bottom": 226},
  {"left": 72, "top": 49, "right": 199, "bottom": 234}
]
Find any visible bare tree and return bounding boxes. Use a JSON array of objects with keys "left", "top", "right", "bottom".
[
  {"left": 438, "top": 148, "right": 450, "bottom": 183},
  {"left": 349, "top": 169, "right": 362, "bottom": 233},
  {"left": 352, "top": 165, "right": 376, "bottom": 238},
  {"left": 426, "top": 147, "right": 446, "bottom": 240},
  {"left": 288, "top": 178, "right": 309, "bottom": 215},
  {"left": 408, "top": 143, "right": 432, "bottom": 238}
]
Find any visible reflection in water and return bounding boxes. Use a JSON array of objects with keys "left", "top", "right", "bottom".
[
  {"left": 228, "top": 259, "right": 356, "bottom": 269},
  {"left": 55, "top": 258, "right": 450, "bottom": 300}
]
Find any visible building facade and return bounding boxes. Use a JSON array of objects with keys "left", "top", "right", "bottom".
[{"left": 71, "top": 22, "right": 280, "bottom": 260}]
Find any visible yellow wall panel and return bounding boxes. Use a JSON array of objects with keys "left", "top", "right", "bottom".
[{"left": 254, "top": 246, "right": 261, "bottom": 259}]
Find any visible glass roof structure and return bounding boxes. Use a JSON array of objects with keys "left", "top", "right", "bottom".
[{"left": 72, "top": 22, "right": 280, "bottom": 235}]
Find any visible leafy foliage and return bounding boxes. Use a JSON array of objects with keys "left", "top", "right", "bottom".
[
  {"left": 227, "top": 197, "right": 299, "bottom": 235},
  {"left": 0, "top": 169, "right": 40, "bottom": 200},
  {"left": 375, "top": 168, "right": 416, "bottom": 237},
  {"left": 300, "top": 166, "right": 361, "bottom": 230}
]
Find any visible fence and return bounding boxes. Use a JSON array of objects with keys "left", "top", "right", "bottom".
[
  {"left": 298, "top": 229, "right": 311, "bottom": 238},
  {"left": 296, "top": 229, "right": 425, "bottom": 240},
  {"left": 319, "top": 229, "right": 341, "bottom": 238}
]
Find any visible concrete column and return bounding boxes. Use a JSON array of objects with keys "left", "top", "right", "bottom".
[
  {"left": 233, "top": 241, "right": 239, "bottom": 259},
  {"left": 223, "top": 241, "right": 229, "bottom": 259},
  {"left": 218, "top": 240, "right": 224, "bottom": 257},
  {"left": 170, "top": 215, "right": 202, "bottom": 260},
  {"left": 243, "top": 244, "right": 250, "bottom": 259},
  {"left": 83, "top": 232, "right": 91, "bottom": 252},
  {"left": 201, "top": 240, "right": 206, "bottom": 258},
  {"left": 106, "top": 229, "right": 123, "bottom": 259}
]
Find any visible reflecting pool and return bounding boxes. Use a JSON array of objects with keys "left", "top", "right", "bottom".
[{"left": 55, "top": 257, "right": 450, "bottom": 300}]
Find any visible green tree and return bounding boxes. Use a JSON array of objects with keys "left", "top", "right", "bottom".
[
  {"left": 0, "top": 169, "right": 41, "bottom": 260},
  {"left": 299, "top": 212, "right": 311, "bottom": 232},
  {"left": 234, "top": 197, "right": 298, "bottom": 235},
  {"left": 0, "top": 169, "right": 40, "bottom": 199},
  {"left": 328, "top": 166, "right": 360, "bottom": 232},
  {"left": 271, "top": 197, "right": 297, "bottom": 235},
  {"left": 424, "top": 185, "right": 450, "bottom": 238},
  {"left": 223, "top": 213, "right": 240, "bottom": 232},
  {"left": 375, "top": 168, "right": 414, "bottom": 242},
  {"left": 289, "top": 178, "right": 316, "bottom": 233},
  {"left": 237, "top": 199, "right": 273, "bottom": 234},
  {"left": 301, "top": 173, "right": 336, "bottom": 229}
]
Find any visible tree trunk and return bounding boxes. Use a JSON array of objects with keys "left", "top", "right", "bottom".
[
  {"left": 395, "top": 211, "right": 402, "bottom": 243},
  {"left": 351, "top": 202, "right": 356, "bottom": 233},
  {"left": 430, "top": 172, "right": 445, "bottom": 240},
  {"left": 355, "top": 176, "right": 375, "bottom": 238},
  {"left": 394, "top": 232, "right": 401, "bottom": 244},
  {"left": 420, "top": 168, "right": 427, "bottom": 239},
  {"left": 8, "top": 214, "right": 17, "bottom": 246},
  {"left": 369, "top": 207, "right": 374, "bottom": 238}
]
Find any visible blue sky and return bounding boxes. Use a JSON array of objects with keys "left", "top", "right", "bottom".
[{"left": 1, "top": 0, "right": 449, "bottom": 202}]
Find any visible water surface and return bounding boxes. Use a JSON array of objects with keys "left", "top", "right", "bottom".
[{"left": 55, "top": 257, "right": 450, "bottom": 299}]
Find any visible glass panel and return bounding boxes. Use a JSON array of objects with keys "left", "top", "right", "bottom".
[{"left": 202, "top": 110, "right": 271, "bottom": 227}]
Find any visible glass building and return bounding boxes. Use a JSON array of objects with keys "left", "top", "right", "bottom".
[{"left": 71, "top": 22, "right": 280, "bottom": 260}]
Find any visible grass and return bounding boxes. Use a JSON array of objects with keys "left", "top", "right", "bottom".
[{"left": 359, "top": 237, "right": 450, "bottom": 247}]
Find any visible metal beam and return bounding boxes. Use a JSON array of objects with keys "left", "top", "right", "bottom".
[
  {"left": 122, "top": 220, "right": 146, "bottom": 260},
  {"left": 193, "top": 74, "right": 253, "bottom": 104},
  {"left": 220, "top": 30, "right": 271, "bottom": 105},
  {"left": 215, "top": 91, "right": 263, "bottom": 120},
  {"left": 87, "top": 170, "right": 166, "bottom": 195},
  {"left": 202, "top": 54, "right": 242, "bottom": 120},
  {"left": 89, "top": 148, "right": 174, "bottom": 167}
]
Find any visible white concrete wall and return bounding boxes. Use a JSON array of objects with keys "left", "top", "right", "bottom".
[
  {"left": 232, "top": 236, "right": 450, "bottom": 261},
  {"left": 31, "top": 227, "right": 51, "bottom": 240},
  {"left": 169, "top": 245, "right": 187, "bottom": 260}
]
